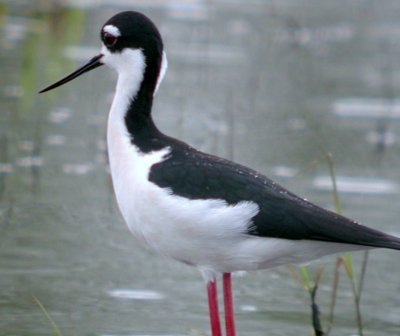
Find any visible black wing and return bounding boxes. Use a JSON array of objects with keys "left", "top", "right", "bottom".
[{"left": 149, "top": 141, "right": 400, "bottom": 250}]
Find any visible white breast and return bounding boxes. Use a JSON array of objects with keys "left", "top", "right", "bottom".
[
  {"left": 107, "top": 113, "right": 364, "bottom": 281},
  {"left": 107, "top": 111, "right": 261, "bottom": 269},
  {"left": 104, "top": 48, "right": 260, "bottom": 272},
  {"left": 105, "top": 47, "right": 362, "bottom": 282}
]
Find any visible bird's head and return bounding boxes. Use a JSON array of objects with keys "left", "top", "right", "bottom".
[{"left": 40, "top": 11, "right": 167, "bottom": 95}]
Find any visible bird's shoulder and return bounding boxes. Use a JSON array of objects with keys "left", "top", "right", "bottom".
[{"left": 148, "top": 138, "right": 303, "bottom": 206}]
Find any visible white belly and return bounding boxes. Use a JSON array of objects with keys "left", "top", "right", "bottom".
[
  {"left": 107, "top": 124, "right": 260, "bottom": 267},
  {"left": 106, "top": 122, "right": 365, "bottom": 279},
  {"left": 104, "top": 49, "right": 367, "bottom": 282}
]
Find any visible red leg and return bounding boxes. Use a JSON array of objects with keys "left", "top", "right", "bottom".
[
  {"left": 207, "top": 278, "right": 222, "bottom": 336},
  {"left": 223, "top": 273, "right": 236, "bottom": 336}
]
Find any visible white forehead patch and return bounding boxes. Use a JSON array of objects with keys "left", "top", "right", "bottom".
[{"left": 103, "top": 24, "right": 121, "bottom": 37}]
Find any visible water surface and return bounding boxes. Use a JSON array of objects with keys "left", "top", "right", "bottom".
[{"left": 1, "top": 1, "right": 400, "bottom": 335}]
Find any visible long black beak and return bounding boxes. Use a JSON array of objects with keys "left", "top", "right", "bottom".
[{"left": 39, "top": 54, "right": 104, "bottom": 93}]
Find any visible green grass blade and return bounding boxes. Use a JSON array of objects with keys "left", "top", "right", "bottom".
[
  {"left": 299, "top": 265, "right": 311, "bottom": 292},
  {"left": 32, "top": 295, "right": 63, "bottom": 336}
]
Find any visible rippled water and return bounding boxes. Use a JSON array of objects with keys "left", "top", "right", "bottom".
[{"left": 1, "top": 1, "right": 400, "bottom": 335}]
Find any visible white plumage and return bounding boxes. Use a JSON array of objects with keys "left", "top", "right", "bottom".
[
  {"left": 104, "top": 45, "right": 365, "bottom": 282},
  {"left": 39, "top": 12, "right": 400, "bottom": 336}
]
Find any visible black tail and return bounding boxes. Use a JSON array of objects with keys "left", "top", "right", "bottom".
[
  {"left": 355, "top": 229, "right": 400, "bottom": 250},
  {"left": 302, "top": 203, "right": 400, "bottom": 250}
]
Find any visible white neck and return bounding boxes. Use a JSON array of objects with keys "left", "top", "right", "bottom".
[
  {"left": 101, "top": 45, "right": 168, "bottom": 121},
  {"left": 104, "top": 47, "right": 147, "bottom": 181},
  {"left": 102, "top": 46, "right": 146, "bottom": 123}
]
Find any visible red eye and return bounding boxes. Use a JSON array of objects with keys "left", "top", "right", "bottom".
[{"left": 104, "top": 32, "right": 117, "bottom": 47}]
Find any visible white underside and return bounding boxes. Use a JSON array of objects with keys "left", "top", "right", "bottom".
[{"left": 104, "top": 47, "right": 368, "bottom": 282}]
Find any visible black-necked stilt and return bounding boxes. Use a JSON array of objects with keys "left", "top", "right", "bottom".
[{"left": 40, "top": 11, "right": 400, "bottom": 336}]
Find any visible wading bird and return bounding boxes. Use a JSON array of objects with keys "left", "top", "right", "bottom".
[{"left": 40, "top": 11, "right": 400, "bottom": 336}]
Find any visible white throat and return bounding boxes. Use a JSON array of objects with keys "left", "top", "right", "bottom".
[
  {"left": 101, "top": 45, "right": 167, "bottom": 101},
  {"left": 105, "top": 46, "right": 148, "bottom": 214},
  {"left": 101, "top": 45, "right": 146, "bottom": 123},
  {"left": 103, "top": 46, "right": 171, "bottom": 242}
]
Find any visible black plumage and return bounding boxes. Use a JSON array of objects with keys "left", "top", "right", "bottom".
[
  {"left": 40, "top": 10, "right": 400, "bottom": 254},
  {"left": 101, "top": 12, "right": 400, "bottom": 253},
  {"left": 149, "top": 137, "right": 400, "bottom": 250},
  {"left": 38, "top": 11, "right": 400, "bottom": 336}
]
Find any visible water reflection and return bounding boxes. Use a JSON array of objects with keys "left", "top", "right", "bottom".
[
  {"left": 108, "top": 289, "right": 165, "bottom": 300},
  {"left": 239, "top": 304, "right": 258, "bottom": 312},
  {"left": 313, "top": 176, "right": 399, "bottom": 195},
  {"left": 48, "top": 107, "right": 71, "bottom": 123},
  {"left": 272, "top": 165, "right": 298, "bottom": 179},
  {"left": 46, "top": 134, "right": 66, "bottom": 146},
  {"left": 1, "top": 1, "right": 400, "bottom": 336},
  {"left": 333, "top": 98, "right": 400, "bottom": 119},
  {"left": 65, "top": 45, "right": 100, "bottom": 62},
  {"left": 62, "top": 162, "right": 94, "bottom": 175},
  {"left": 0, "top": 163, "right": 13, "bottom": 174},
  {"left": 16, "top": 156, "right": 44, "bottom": 168}
]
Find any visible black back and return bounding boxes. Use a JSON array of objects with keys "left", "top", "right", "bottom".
[
  {"left": 149, "top": 139, "right": 400, "bottom": 250},
  {"left": 104, "top": 11, "right": 400, "bottom": 251}
]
